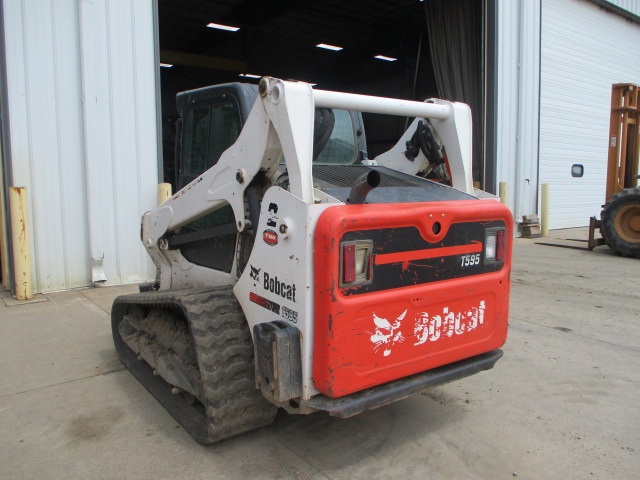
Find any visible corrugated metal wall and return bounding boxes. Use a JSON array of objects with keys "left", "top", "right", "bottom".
[
  {"left": 78, "top": 0, "right": 159, "bottom": 287},
  {"left": 539, "top": 0, "right": 640, "bottom": 229},
  {"left": 606, "top": 0, "right": 640, "bottom": 16},
  {"left": 3, "top": 0, "right": 158, "bottom": 292},
  {"left": 495, "top": 0, "right": 639, "bottom": 229},
  {"left": 494, "top": 0, "right": 519, "bottom": 214},
  {"left": 494, "top": 0, "right": 541, "bottom": 223}
]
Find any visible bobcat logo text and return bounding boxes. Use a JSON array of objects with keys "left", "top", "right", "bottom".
[
  {"left": 369, "top": 301, "right": 486, "bottom": 356},
  {"left": 263, "top": 271, "right": 296, "bottom": 302}
]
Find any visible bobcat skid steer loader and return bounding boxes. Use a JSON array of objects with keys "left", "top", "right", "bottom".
[{"left": 112, "top": 77, "right": 513, "bottom": 444}]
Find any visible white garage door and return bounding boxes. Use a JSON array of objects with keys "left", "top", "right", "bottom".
[{"left": 540, "top": 0, "right": 640, "bottom": 228}]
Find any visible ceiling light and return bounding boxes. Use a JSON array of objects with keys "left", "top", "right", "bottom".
[
  {"left": 207, "top": 22, "right": 240, "bottom": 32},
  {"left": 239, "top": 73, "right": 261, "bottom": 79},
  {"left": 316, "top": 43, "right": 343, "bottom": 51},
  {"left": 159, "top": 63, "right": 173, "bottom": 68},
  {"left": 374, "top": 55, "right": 397, "bottom": 62}
]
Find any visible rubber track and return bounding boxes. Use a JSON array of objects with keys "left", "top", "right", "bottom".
[{"left": 111, "top": 287, "right": 277, "bottom": 444}]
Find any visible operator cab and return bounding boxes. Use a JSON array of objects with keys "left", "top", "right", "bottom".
[
  {"left": 171, "top": 82, "right": 366, "bottom": 274},
  {"left": 175, "top": 82, "right": 367, "bottom": 191}
]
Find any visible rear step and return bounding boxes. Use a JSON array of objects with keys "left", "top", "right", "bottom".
[{"left": 111, "top": 287, "right": 277, "bottom": 444}]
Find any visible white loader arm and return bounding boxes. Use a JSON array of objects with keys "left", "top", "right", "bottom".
[
  {"left": 141, "top": 78, "right": 474, "bottom": 285},
  {"left": 141, "top": 78, "right": 317, "bottom": 285}
]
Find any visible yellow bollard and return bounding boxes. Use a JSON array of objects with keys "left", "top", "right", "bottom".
[
  {"left": 499, "top": 182, "right": 508, "bottom": 206},
  {"left": 158, "top": 183, "right": 172, "bottom": 206},
  {"left": 9, "top": 187, "right": 33, "bottom": 300},
  {"left": 541, "top": 183, "right": 550, "bottom": 237}
]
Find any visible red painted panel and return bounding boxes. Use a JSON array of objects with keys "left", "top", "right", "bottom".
[{"left": 313, "top": 200, "right": 513, "bottom": 398}]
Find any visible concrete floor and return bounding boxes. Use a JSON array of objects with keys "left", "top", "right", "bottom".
[{"left": 0, "top": 227, "right": 638, "bottom": 480}]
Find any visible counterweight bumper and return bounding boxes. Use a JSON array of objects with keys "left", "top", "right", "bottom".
[{"left": 301, "top": 349, "right": 503, "bottom": 418}]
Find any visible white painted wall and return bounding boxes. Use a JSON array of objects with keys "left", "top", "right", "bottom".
[
  {"left": 494, "top": 0, "right": 541, "bottom": 223},
  {"left": 495, "top": 0, "right": 640, "bottom": 229},
  {"left": 494, "top": 0, "right": 519, "bottom": 214},
  {"left": 539, "top": 0, "right": 640, "bottom": 228},
  {"left": 3, "top": 0, "right": 158, "bottom": 292},
  {"left": 606, "top": 0, "right": 640, "bottom": 16}
]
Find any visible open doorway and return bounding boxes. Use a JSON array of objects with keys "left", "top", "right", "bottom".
[{"left": 156, "top": 0, "right": 486, "bottom": 191}]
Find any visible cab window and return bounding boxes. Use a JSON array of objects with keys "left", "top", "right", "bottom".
[
  {"left": 176, "top": 98, "right": 241, "bottom": 272},
  {"left": 314, "top": 109, "right": 358, "bottom": 164},
  {"left": 182, "top": 99, "right": 241, "bottom": 178}
]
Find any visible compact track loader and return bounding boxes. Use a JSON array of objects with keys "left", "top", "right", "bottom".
[{"left": 112, "top": 77, "right": 513, "bottom": 444}]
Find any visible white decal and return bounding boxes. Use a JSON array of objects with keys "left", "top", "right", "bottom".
[
  {"left": 282, "top": 306, "right": 298, "bottom": 323},
  {"left": 370, "top": 310, "right": 407, "bottom": 357},
  {"left": 460, "top": 253, "right": 480, "bottom": 267},
  {"left": 371, "top": 301, "right": 486, "bottom": 356},
  {"left": 413, "top": 312, "right": 442, "bottom": 345},
  {"left": 414, "top": 301, "right": 485, "bottom": 345}
]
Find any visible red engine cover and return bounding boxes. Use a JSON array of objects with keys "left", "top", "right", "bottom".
[{"left": 313, "top": 200, "right": 513, "bottom": 398}]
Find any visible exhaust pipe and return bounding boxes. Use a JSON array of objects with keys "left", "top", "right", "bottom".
[{"left": 348, "top": 170, "right": 381, "bottom": 204}]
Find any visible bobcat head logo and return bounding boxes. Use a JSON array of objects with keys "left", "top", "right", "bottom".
[
  {"left": 249, "top": 265, "right": 260, "bottom": 281},
  {"left": 370, "top": 310, "right": 407, "bottom": 357}
]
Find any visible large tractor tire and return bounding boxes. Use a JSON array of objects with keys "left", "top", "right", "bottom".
[
  {"left": 111, "top": 287, "right": 277, "bottom": 444},
  {"left": 600, "top": 186, "right": 640, "bottom": 259}
]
